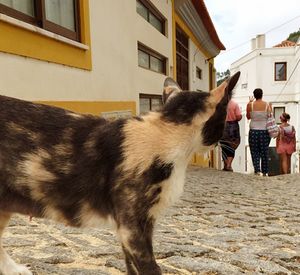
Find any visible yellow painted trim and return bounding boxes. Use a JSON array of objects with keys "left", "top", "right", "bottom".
[
  {"left": 0, "top": 0, "right": 91, "bottom": 70},
  {"left": 190, "top": 153, "right": 210, "bottom": 167},
  {"left": 175, "top": 13, "right": 211, "bottom": 59},
  {"left": 36, "top": 101, "right": 136, "bottom": 116},
  {"left": 171, "top": 0, "right": 177, "bottom": 80}
]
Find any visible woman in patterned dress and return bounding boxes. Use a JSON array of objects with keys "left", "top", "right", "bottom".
[{"left": 220, "top": 99, "right": 242, "bottom": 171}]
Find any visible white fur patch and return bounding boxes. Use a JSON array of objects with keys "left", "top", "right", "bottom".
[
  {"left": 149, "top": 160, "right": 187, "bottom": 219},
  {"left": 19, "top": 150, "right": 56, "bottom": 183},
  {"left": 79, "top": 204, "right": 116, "bottom": 229},
  {"left": 0, "top": 249, "right": 32, "bottom": 275},
  {"left": 17, "top": 150, "right": 57, "bottom": 200},
  {"left": 42, "top": 207, "right": 68, "bottom": 224}
]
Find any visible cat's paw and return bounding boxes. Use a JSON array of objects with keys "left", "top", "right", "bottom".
[{"left": 0, "top": 259, "right": 32, "bottom": 275}]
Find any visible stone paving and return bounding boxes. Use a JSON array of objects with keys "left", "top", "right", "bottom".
[{"left": 2, "top": 167, "right": 300, "bottom": 275}]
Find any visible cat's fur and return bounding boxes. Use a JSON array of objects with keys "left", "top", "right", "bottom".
[{"left": 0, "top": 72, "right": 240, "bottom": 275}]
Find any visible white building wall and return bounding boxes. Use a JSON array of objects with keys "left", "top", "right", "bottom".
[
  {"left": 189, "top": 40, "right": 209, "bottom": 92},
  {"left": 0, "top": 0, "right": 173, "bottom": 104},
  {"left": 135, "top": 0, "right": 173, "bottom": 112},
  {"left": 231, "top": 45, "right": 300, "bottom": 174}
]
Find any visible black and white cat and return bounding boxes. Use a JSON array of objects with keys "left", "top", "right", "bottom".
[{"left": 0, "top": 72, "right": 240, "bottom": 275}]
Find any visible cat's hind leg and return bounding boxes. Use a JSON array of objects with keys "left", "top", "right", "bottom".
[{"left": 0, "top": 211, "right": 32, "bottom": 275}]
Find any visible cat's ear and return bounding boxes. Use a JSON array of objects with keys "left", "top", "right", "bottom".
[
  {"left": 210, "top": 71, "right": 240, "bottom": 103},
  {"left": 162, "top": 77, "right": 182, "bottom": 104},
  {"left": 225, "top": 71, "right": 240, "bottom": 97}
]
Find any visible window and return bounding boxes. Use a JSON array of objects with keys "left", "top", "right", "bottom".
[
  {"left": 139, "top": 94, "right": 162, "bottom": 115},
  {"left": 0, "top": 0, "right": 80, "bottom": 41},
  {"left": 176, "top": 26, "right": 189, "bottom": 90},
  {"left": 138, "top": 43, "right": 166, "bottom": 74},
  {"left": 0, "top": 0, "right": 34, "bottom": 16},
  {"left": 196, "top": 67, "right": 202, "bottom": 79},
  {"left": 136, "top": 0, "right": 165, "bottom": 35},
  {"left": 275, "top": 62, "right": 287, "bottom": 81},
  {"left": 273, "top": 107, "right": 285, "bottom": 124}
]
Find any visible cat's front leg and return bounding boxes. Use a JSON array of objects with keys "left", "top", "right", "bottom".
[
  {"left": 122, "top": 245, "right": 138, "bottom": 275},
  {"left": 117, "top": 219, "right": 161, "bottom": 275}
]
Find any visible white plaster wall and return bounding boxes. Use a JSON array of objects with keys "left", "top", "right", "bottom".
[
  {"left": 230, "top": 45, "right": 300, "bottom": 174},
  {"left": 233, "top": 47, "right": 299, "bottom": 103},
  {"left": 189, "top": 40, "right": 209, "bottom": 92}
]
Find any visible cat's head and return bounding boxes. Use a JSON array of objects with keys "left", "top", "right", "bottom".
[{"left": 162, "top": 71, "right": 240, "bottom": 147}]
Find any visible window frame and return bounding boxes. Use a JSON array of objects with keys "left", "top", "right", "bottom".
[
  {"left": 274, "top": 62, "right": 287, "bottom": 81},
  {"left": 273, "top": 106, "right": 286, "bottom": 124},
  {"left": 196, "top": 66, "right": 202, "bottom": 80},
  {"left": 176, "top": 25, "right": 189, "bottom": 90},
  {"left": 138, "top": 43, "right": 167, "bottom": 75},
  {"left": 139, "top": 93, "right": 163, "bottom": 114},
  {"left": 0, "top": 0, "right": 80, "bottom": 41},
  {"left": 136, "top": 0, "right": 166, "bottom": 35}
]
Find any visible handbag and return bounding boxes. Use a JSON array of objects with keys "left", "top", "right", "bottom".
[{"left": 266, "top": 113, "right": 279, "bottom": 138}]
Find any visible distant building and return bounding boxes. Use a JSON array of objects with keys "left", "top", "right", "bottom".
[
  {"left": 0, "top": 0, "right": 225, "bottom": 167},
  {"left": 230, "top": 34, "right": 300, "bottom": 174}
]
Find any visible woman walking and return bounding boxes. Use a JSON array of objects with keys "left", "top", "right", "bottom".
[
  {"left": 246, "top": 88, "right": 272, "bottom": 176},
  {"left": 276, "top": 112, "right": 296, "bottom": 174},
  {"left": 220, "top": 99, "right": 242, "bottom": 171}
]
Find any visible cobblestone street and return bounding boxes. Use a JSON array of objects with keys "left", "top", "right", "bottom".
[{"left": 3, "top": 168, "right": 300, "bottom": 275}]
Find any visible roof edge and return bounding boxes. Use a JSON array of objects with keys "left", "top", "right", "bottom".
[{"left": 191, "top": 0, "right": 225, "bottom": 51}]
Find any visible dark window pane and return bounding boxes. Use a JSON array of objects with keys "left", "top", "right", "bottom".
[
  {"left": 138, "top": 50, "right": 150, "bottom": 68},
  {"left": 136, "top": 0, "right": 148, "bottom": 20},
  {"left": 0, "top": 0, "right": 34, "bottom": 16},
  {"left": 176, "top": 26, "right": 189, "bottom": 90},
  {"left": 45, "top": 0, "right": 76, "bottom": 31},
  {"left": 138, "top": 43, "right": 166, "bottom": 74},
  {"left": 140, "top": 98, "right": 150, "bottom": 115},
  {"left": 275, "top": 62, "right": 286, "bottom": 81},
  {"left": 196, "top": 67, "right": 202, "bottom": 79},
  {"left": 139, "top": 95, "right": 162, "bottom": 114},
  {"left": 182, "top": 60, "right": 188, "bottom": 75},
  {"left": 151, "top": 98, "right": 162, "bottom": 111},
  {"left": 0, "top": 0, "right": 80, "bottom": 41},
  {"left": 149, "top": 12, "right": 162, "bottom": 33},
  {"left": 136, "top": 0, "right": 164, "bottom": 34},
  {"left": 150, "top": 56, "right": 163, "bottom": 73}
]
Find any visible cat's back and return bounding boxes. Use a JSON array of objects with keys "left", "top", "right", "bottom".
[
  {"left": 0, "top": 95, "right": 109, "bottom": 143},
  {"left": 0, "top": 95, "right": 106, "bottom": 128}
]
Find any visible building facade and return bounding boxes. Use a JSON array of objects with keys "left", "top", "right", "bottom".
[
  {"left": 230, "top": 35, "right": 300, "bottom": 174},
  {"left": 0, "top": 0, "right": 224, "bottom": 167}
]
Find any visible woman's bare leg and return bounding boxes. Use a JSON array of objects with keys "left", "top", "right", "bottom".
[
  {"left": 287, "top": 154, "right": 291, "bottom": 174},
  {"left": 280, "top": 153, "right": 288, "bottom": 174}
]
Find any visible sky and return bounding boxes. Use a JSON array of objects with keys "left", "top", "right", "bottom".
[{"left": 204, "top": 0, "right": 300, "bottom": 73}]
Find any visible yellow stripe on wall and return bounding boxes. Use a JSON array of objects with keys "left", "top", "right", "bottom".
[
  {"left": 190, "top": 153, "right": 210, "bottom": 167},
  {"left": 37, "top": 101, "right": 136, "bottom": 116}
]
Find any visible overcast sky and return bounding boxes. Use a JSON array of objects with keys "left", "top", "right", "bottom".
[{"left": 204, "top": 0, "right": 300, "bottom": 73}]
